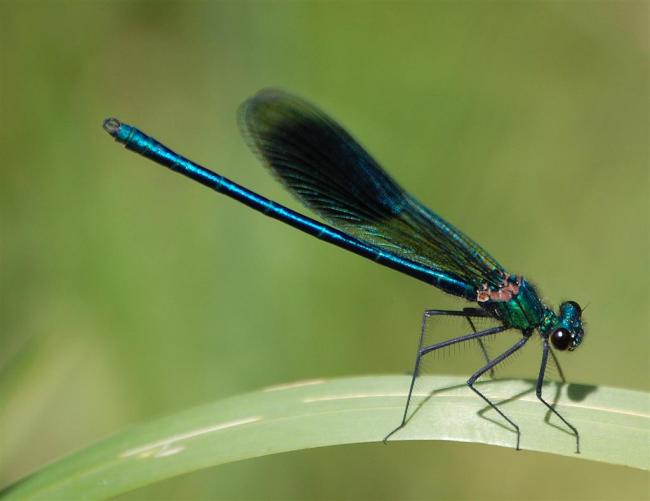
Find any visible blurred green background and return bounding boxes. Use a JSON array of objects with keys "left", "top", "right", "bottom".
[{"left": 1, "top": 1, "right": 648, "bottom": 499}]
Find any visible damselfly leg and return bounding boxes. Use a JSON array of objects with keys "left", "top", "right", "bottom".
[
  {"left": 537, "top": 339, "right": 580, "bottom": 453},
  {"left": 548, "top": 347, "right": 566, "bottom": 383},
  {"left": 463, "top": 307, "right": 495, "bottom": 377},
  {"left": 384, "top": 309, "right": 507, "bottom": 442},
  {"left": 467, "top": 335, "right": 530, "bottom": 450}
]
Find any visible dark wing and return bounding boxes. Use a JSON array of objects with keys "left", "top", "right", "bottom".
[{"left": 239, "top": 89, "right": 506, "bottom": 288}]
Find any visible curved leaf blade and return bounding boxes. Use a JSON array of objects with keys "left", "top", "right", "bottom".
[{"left": 2, "top": 375, "right": 648, "bottom": 500}]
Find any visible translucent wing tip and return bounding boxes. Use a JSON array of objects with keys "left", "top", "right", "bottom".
[
  {"left": 243, "top": 88, "right": 293, "bottom": 109},
  {"left": 238, "top": 88, "right": 296, "bottom": 130}
]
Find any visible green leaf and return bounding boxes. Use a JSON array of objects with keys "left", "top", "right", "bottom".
[{"left": 2, "top": 376, "right": 648, "bottom": 499}]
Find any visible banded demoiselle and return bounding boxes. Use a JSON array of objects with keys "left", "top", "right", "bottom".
[{"left": 103, "top": 89, "right": 584, "bottom": 452}]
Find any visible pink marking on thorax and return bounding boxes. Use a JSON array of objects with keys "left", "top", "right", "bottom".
[{"left": 476, "top": 274, "right": 521, "bottom": 303}]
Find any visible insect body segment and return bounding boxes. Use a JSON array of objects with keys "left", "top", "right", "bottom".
[{"left": 480, "top": 277, "right": 546, "bottom": 332}]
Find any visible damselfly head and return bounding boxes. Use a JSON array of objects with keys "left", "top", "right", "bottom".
[{"left": 550, "top": 301, "right": 584, "bottom": 351}]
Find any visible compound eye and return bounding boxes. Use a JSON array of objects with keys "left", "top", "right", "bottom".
[{"left": 550, "top": 328, "right": 572, "bottom": 351}]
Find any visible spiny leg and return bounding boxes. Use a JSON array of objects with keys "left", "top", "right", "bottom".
[
  {"left": 548, "top": 347, "right": 566, "bottom": 383},
  {"left": 383, "top": 309, "right": 436, "bottom": 443},
  {"left": 463, "top": 310, "right": 494, "bottom": 377},
  {"left": 537, "top": 339, "right": 580, "bottom": 453},
  {"left": 543, "top": 347, "right": 567, "bottom": 428},
  {"left": 384, "top": 308, "right": 506, "bottom": 443},
  {"left": 467, "top": 335, "right": 530, "bottom": 450}
]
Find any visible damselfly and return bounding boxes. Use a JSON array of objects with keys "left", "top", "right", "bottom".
[{"left": 103, "top": 89, "right": 584, "bottom": 452}]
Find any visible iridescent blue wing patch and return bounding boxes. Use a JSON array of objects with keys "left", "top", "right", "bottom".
[{"left": 239, "top": 89, "right": 506, "bottom": 287}]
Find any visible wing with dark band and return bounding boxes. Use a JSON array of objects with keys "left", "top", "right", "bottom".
[{"left": 239, "top": 89, "right": 506, "bottom": 288}]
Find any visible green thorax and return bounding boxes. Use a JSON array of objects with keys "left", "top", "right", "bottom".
[{"left": 484, "top": 278, "right": 549, "bottom": 332}]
